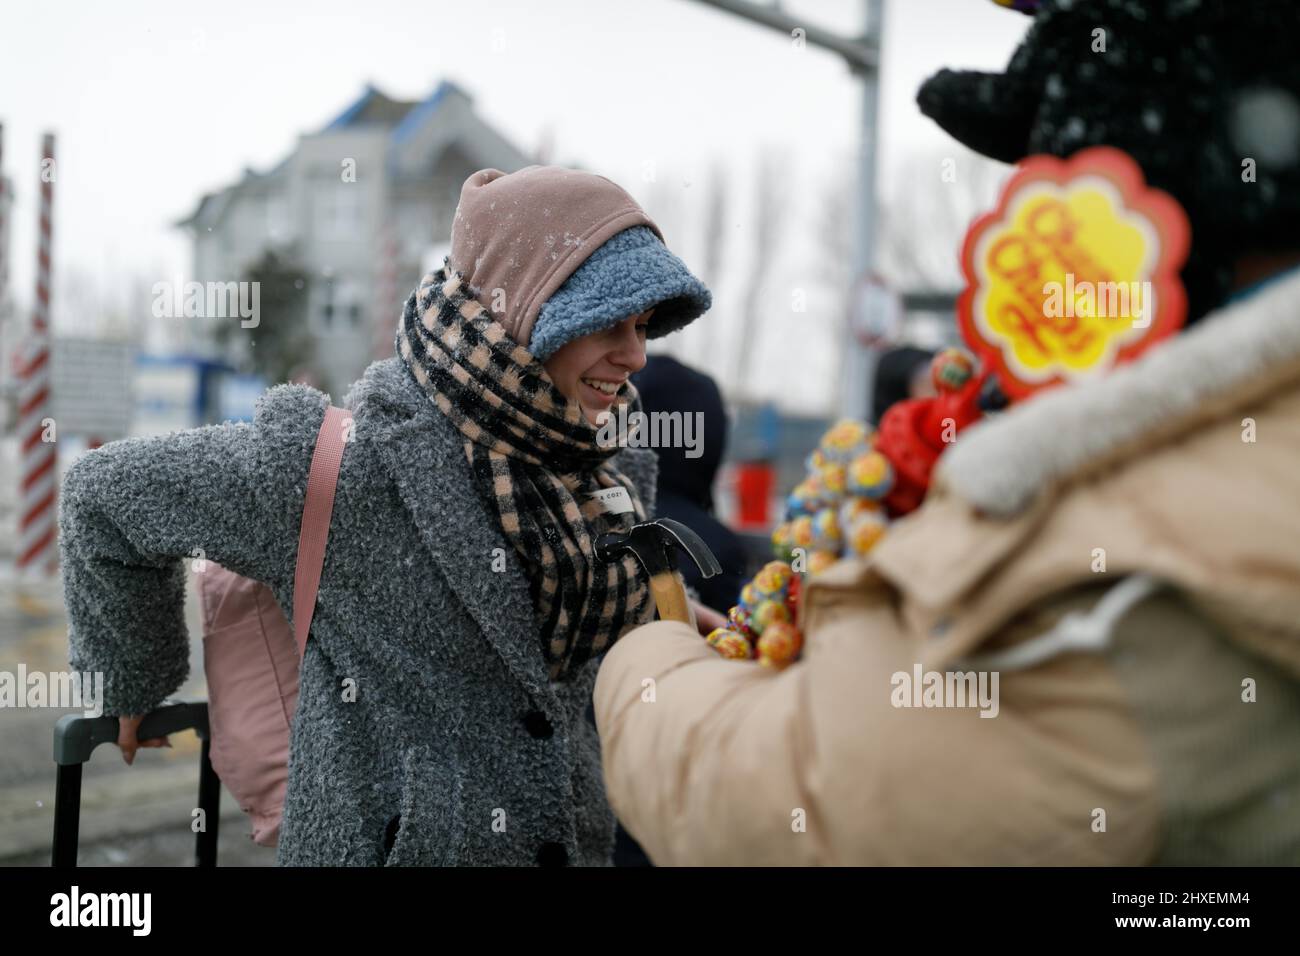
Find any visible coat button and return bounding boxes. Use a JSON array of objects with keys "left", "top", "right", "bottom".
[
  {"left": 523, "top": 710, "right": 554, "bottom": 739},
  {"left": 537, "top": 841, "right": 568, "bottom": 866}
]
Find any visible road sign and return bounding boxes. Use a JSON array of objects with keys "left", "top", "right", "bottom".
[{"left": 50, "top": 338, "right": 133, "bottom": 439}]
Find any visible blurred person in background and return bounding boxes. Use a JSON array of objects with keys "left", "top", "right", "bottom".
[
  {"left": 871, "top": 345, "right": 936, "bottom": 424},
  {"left": 631, "top": 355, "right": 747, "bottom": 612}
]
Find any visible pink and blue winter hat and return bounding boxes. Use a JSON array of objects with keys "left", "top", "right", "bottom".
[
  {"left": 447, "top": 165, "right": 712, "bottom": 361},
  {"left": 528, "top": 225, "right": 712, "bottom": 362}
]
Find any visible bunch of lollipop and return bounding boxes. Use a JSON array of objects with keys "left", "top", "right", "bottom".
[
  {"left": 706, "top": 558, "right": 803, "bottom": 667},
  {"left": 704, "top": 347, "right": 986, "bottom": 669}
]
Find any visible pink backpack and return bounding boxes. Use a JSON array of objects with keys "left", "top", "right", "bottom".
[{"left": 195, "top": 405, "right": 350, "bottom": 847}]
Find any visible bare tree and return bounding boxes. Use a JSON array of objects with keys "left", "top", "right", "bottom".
[
  {"left": 54, "top": 265, "right": 103, "bottom": 339},
  {"left": 730, "top": 146, "right": 788, "bottom": 400},
  {"left": 696, "top": 160, "right": 728, "bottom": 362},
  {"left": 816, "top": 150, "right": 856, "bottom": 305},
  {"left": 211, "top": 246, "right": 315, "bottom": 388},
  {"left": 878, "top": 150, "right": 1011, "bottom": 291}
]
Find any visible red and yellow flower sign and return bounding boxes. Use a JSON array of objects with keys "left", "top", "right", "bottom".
[{"left": 958, "top": 146, "right": 1191, "bottom": 400}]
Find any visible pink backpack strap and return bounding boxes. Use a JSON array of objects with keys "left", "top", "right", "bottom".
[{"left": 292, "top": 405, "right": 350, "bottom": 661}]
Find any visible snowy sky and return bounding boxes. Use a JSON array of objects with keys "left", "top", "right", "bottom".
[{"left": 0, "top": 0, "right": 1028, "bottom": 410}]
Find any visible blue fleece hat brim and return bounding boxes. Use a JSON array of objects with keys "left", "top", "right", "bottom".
[{"left": 528, "top": 225, "right": 712, "bottom": 362}]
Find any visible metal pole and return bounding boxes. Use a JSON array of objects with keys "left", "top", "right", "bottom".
[
  {"left": 840, "top": 0, "right": 885, "bottom": 420},
  {"left": 693, "top": 0, "right": 879, "bottom": 71},
  {"left": 685, "top": 0, "right": 884, "bottom": 421}
]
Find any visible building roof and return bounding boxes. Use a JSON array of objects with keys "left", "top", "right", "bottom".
[
  {"left": 322, "top": 83, "right": 422, "bottom": 130},
  {"left": 175, "top": 80, "right": 475, "bottom": 231},
  {"left": 174, "top": 162, "right": 285, "bottom": 231}
]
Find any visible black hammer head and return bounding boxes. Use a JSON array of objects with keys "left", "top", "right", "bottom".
[{"left": 595, "top": 518, "right": 722, "bottom": 579}]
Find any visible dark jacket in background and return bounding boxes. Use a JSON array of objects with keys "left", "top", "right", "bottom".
[
  {"left": 590, "top": 354, "right": 746, "bottom": 865},
  {"left": 872, "top": 346, "right": 933, "bottom": 425},
  {"left": 632, "top": 355, "right": 747, "bottom": 611}
]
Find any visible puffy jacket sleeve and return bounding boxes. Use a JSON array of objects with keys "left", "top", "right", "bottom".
[
  {"left": 593, "top": 620, "right": 821, "bottom": 866},
  {"left": 595, "top": 564, "right": 1163, "bottom": 867},
  {"left": 58, "top": 383, "right": 330, "bottom": 717}
]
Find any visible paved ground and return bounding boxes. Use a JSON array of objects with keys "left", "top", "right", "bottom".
[{"left": 0, "top": 568, "right": 275, "bottom": 867}]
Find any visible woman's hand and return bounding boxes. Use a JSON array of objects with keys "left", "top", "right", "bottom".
[
  {"left": 690, "top": 599, "right": 727, "bottom": 638},
  {"left": 116, "top": 714, "right": 172, "bottom": 766}
]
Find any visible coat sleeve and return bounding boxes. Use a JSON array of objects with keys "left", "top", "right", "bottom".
[
  {"left": 58, "top": 383, "right": 330, "bottom": 717},
  {"left": 593, "top": 620, "right": 820, "bottom": 866},
  {"left": 595, "top": 572, "right": 1164, "bottom": 866}
]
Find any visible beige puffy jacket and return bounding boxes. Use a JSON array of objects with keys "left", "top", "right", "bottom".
[{"left": 594, "top": 269, "right": 1300, "bottom": 866}]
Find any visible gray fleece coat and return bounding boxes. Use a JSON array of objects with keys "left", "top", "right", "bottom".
[{"left": 58, "top": 355, "right": 658, "bottom": 866}]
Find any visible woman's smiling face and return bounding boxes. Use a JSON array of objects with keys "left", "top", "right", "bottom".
[{"left": 541, "top": 309, "right": 653, "bottom": 427}]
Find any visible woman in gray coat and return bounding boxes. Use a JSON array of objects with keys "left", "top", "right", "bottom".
[{"left": 58, "top": 165, "right": 713, "bottom": 866}]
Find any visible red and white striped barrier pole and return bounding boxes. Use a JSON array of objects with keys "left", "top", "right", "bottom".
[{"left": 17, "top": 133, "right": 57, "bottom": 578}]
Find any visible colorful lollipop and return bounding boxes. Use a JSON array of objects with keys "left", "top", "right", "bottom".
[
  {"left": 706, "top": 626, "right": 732, "bottom": 647},
  {"left": 786, "top": 474, "right": 828, "bottom": 516},
  {"left": 818, "top": 460, "right": 848, "bottom": 500},
  {"left": 753, "top": 560, "right": 794, "bottom": 597},
  {"left": 839, "top": 495, "right": 882, "bottom": 530},
  {"left": 712, "top": 630, "right": 754, "bottom": 660},
  {"left": 757, "top": 621, "right": 802, "bottom": 669},
  {"left": 806, "top": 550, "right": 839, "bottom": 575},
  {"left": 818, "top": 419, "right": 873, "bottom": 463},
  {"left": 728, "top": 605, "right": 757, "bottom": 641},
  {"left": 770, "top": 521, "right": 795, "bottom": 561},
  {"left": 810, "top": 507, "right": 843, "bottom": 552},
  {"left": 750, "top": 598, "right": 793, "bottom": 635},
  {"left": 788, "top": 515, "right": 816, "bottom": 551},
  {"left": 932, "top": 347, "right": 976, "bottom": 393},
  {"left": 847, "top": 450, "right": 894, "bottom": 500},
  {"left": 847, "top": 512, "right": 888, "bottom": 557}
]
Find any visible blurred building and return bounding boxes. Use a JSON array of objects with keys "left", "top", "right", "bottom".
[{"left": 176, "top": 80, "right": 532, "bottom": 398}]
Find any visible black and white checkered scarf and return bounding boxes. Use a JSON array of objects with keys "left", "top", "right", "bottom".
[{"left": 395, "top": 263, "right": 654, "bottom": 681}]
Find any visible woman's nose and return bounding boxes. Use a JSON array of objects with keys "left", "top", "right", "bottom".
[{"left": 610, "top": 318, "right": 648, "bottom": 372}]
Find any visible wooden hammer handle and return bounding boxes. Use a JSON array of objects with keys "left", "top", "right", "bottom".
[{"left": 649, "top": 570, "right": 693, "bottom": 624}]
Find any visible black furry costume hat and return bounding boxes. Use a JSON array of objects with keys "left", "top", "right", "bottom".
[{"left": 918, "top": 0, "right": 1300, "bottom": 323}]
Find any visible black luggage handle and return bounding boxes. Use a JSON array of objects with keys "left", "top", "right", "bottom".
[{"left": 51, "top": 701, "right": 221, "bottom": 867}]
